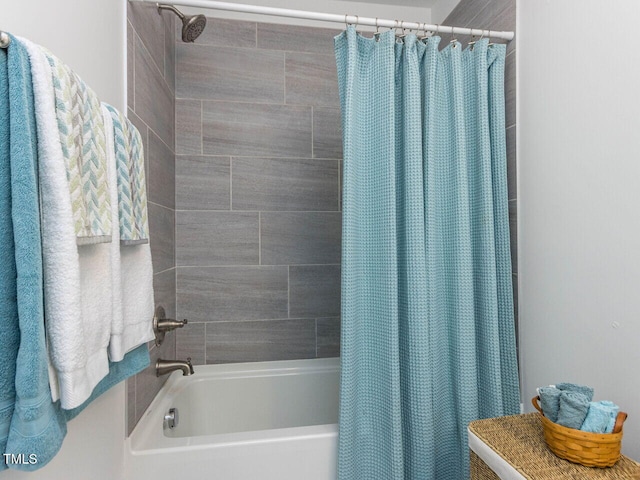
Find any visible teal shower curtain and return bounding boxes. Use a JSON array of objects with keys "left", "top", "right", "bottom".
[{"left": 335, "top": 27, "right": 520, "bottom": 480}]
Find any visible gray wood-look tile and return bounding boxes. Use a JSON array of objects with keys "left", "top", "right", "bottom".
[
  {"left": 176, "top": 44, "right": 284, "bottom": 103},
  {"left": 261, "top": 212, "right": 341, "bottom": 265},
  {"left": 289, "top": 265, "right": 341, "bottom": 318},
  {"left": 506, "top": 125, "right": 516, "bottom": 200},
  {"left": 505, "top": 51, "right": 516, "bottom": 128},
  {"left": 128, "top": 1, "right": 165, "bottom": 76},
  {"left": 127, "top": 22, "right": 134, "bottom": 110},
  {"left": 316, "top": 317, "right": 340, "bottom": 358},
  {"left": 257, "top": 23, "right": 341, "bottom": 55},
  {"left": 176, "top": 211, "right": 259, "bottom": 266},
  {"left": 148, "top": 130, "right": 175, "bottom": 210},
  {"left": 148, "top": 203, "right": 175, "bottom": 273},
  {"left": 176, "top": 155, "right": 230, "bottom": 210},
  {"left": 443, "top": 0, "right": 491, "bottom": 30},
  {"left": 134, "top": 35, "right": 175, "bottom": 150},
  {"left": 182, "top": 17, "right": 256, "bottom": 48},
  {"left": 176, "top": 322, "right": 206, "bottom": 365},
  {"left": 489, "top": 0, "right": 516, "bottom": 35},
  {"left": 313, "top": 107, "right": 343, "bottom": 159},
  {"left": 164, "top": 13, "right": 175, "bottom": 92},
  {"left": 176, "top": 99, "right": 201, "bottom": 155},
  {"left": 153, "top": 268, "right": 176, "bottom": 320},
  {"left": 285, "top": 52, "right": 339, "bottom": 107},
  {"left": 177, "top": 266, "right": 289, "bottom": 322},
  {"left": 126, "top": 376, "right": 136, "bottom": 435},
  {"left": 203, "top": 102, "right": 311, "bottom": 158},
  {"left": 206, "top": 319, "right": 316, "bottom": 364},
  {"left": 509, "top": 199, "right": 517, "bottom": 275},
  {"left": 134, "top": 331, "right": 175, "bottom": 427},
  {"left": 232, "top": 158, "right": 338, "bottom": 211}
]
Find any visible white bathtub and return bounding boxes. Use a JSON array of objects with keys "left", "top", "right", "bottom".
[{"left": 125, "top": 358, "right": 340, "bottom": 480}]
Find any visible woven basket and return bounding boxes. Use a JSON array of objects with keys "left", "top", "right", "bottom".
[{"left": 532, "top": 396, "right": 627, "bottom": 468}]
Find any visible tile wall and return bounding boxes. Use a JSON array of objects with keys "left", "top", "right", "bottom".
[
  {"left": 127, "top": 1, "right": 177, "bottom": 435},
  {"left": 174, "top": 21, "right": 343, "bottom": 365}
]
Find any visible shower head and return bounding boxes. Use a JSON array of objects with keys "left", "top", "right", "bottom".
[{"left": 157, "top": 4, "right": 207, "bottom": 43}]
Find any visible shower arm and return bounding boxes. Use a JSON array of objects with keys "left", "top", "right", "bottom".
[{"left": 157, "top": 3, "right": 185, "bottom": 20}]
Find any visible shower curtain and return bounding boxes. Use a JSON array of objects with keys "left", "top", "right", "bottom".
[{"left": 335, "top": 27, "right": 520, "bottom": 480}]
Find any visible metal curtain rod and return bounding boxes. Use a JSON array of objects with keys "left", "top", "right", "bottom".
[{"left": 128, "top": 0, "right": 515, "bottom": 41}]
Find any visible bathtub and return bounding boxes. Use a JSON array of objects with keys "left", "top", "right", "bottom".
[{"left": 125, "top": 358, "right": 340, "bottom": 480}]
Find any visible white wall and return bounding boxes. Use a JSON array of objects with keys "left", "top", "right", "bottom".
[
  {"left": 2, "top": 1, "right": 127, "bottom": 479},
  {"left": 518, "top": 0, "right": 640, "bottom": 459}
]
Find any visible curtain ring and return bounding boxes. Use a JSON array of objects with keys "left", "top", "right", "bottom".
[
  {"left": 488, "top": 29, "right": 495, "bottom": 46},
  {"left": 450, "top": 27, "right": 458, "bottom": 47},
  {"left": 374, "top": 17, "right": 381, "bottom": 41}
]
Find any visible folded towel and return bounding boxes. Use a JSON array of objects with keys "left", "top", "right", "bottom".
[
  {"left": 538, "top": 386, "right": 561, "bottom": 423},
  {"left": 2, "top": 35, "right": 67, "bottom": 472},
  {"left": 556, "top": 382, "right": 594, "bottom": 402},
  {"left": 602, "top": 401, "right": 620, "bottom": 433},
  {"left": 44, "top": 50, "right": 111, "bottom": 245},
  {"left": 64, "top": 344, "right": 150, "bottom": 421},
  {"left": 557, "top": 391, "right": 590, "bottom": 430},
  {"left": 101, "top": 103, "right": 154, "bottom": 362},
  {"left": 581, "top": 400, "right": 619, "bottom": 433},
  {"left": 104, "top": 104, "right": 149, "bottom": 245},
  {"left": 23, "top": 38, "right": 112, "bottom": 409}
]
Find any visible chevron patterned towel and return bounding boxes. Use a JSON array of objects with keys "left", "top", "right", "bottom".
[
  {"left": 45, "top": 52, "right": 111, "bottom": 245},
  {"left": 103, "top": 104, "right": 149, "bottom": 245}
]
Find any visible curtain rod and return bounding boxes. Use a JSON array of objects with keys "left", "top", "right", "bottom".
[{"left": 128, "top": 0, "right": 515, "bottom": 41}]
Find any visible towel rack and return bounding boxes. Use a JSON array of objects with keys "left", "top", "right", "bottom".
[{"left": 0, "top": 31, "right": 10, "bottom": 48}]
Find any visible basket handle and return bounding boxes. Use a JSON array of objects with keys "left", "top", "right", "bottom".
[
  {"left": 531, "top": 396, "right": 544, "bottom": 415},
  {"left": 612, "top": 412, "right": 628, "bottom": 434},
  {"left": 532, "top": 395, "right": 627, "bottom": 434}
]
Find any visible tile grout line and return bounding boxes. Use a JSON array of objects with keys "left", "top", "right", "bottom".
[
  {"left": 200, "top": 100, "right": 204, "bottom": 155},
  {"left": 258, "top": 211, "right": 261, "bottom": 265},
  {"left": 203, "top": 323, "right": 207, "bottom": 365},
  {"left": 311, "top": 106, "right": 314, "bottom": 158},
  {"left": 315, "top": 318, "right": 318, "bottom": 358}
]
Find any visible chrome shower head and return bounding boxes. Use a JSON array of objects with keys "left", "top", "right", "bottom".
[{"left": 157, "top": 4, "right": 207, "bottom": 43}]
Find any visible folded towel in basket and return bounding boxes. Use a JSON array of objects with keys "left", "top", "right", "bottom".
[
  {"left": 538, "top": 386, "right": 562, "bottom": 423},
  {"left": 557, "top": 391, "right": 590, "bottom": 430},
  {"left": 581, "top": 400, "right": 620, "bottom": 434},
  {"left": 556, "top": 382, "right": 594, "bottom": 402}
]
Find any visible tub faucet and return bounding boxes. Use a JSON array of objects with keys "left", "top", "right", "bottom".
[{"left": 156, "top": 358, "right": 194, "bottom": 377}]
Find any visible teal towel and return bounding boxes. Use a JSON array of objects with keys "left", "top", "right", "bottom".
[
  {"left": 556, "top": 382, "right": 594, "bottom": 402},
  {"left": 557, "top": 391, "right": 590, "bottom": 430},
  {"left": 0, "top": 39, "right": 20, "bottom": 473},
  {"left": 1, "top": 35, "right": 68, "bottom": 471},
  {"left": 581, "top": 401, "right": 619, "bottom": 433},
  {"left": 539, "top": 386, "right": 561, "bottom": 423}
]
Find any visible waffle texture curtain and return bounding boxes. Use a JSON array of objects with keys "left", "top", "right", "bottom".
[{"left": 335, "top": 26, "right": 520, "bottom": 480}]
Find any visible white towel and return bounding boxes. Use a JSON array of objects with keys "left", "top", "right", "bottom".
[
  {"left": 101, "top": 104, "right": 155, "bottom": 362},
  {"left": 21, "top": 38, "right": 112, "bottom": 409}
]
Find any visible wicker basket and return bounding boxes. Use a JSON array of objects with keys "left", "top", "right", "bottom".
[{"left": 531, "top": 396, "right": 627, "bottom": 468}]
